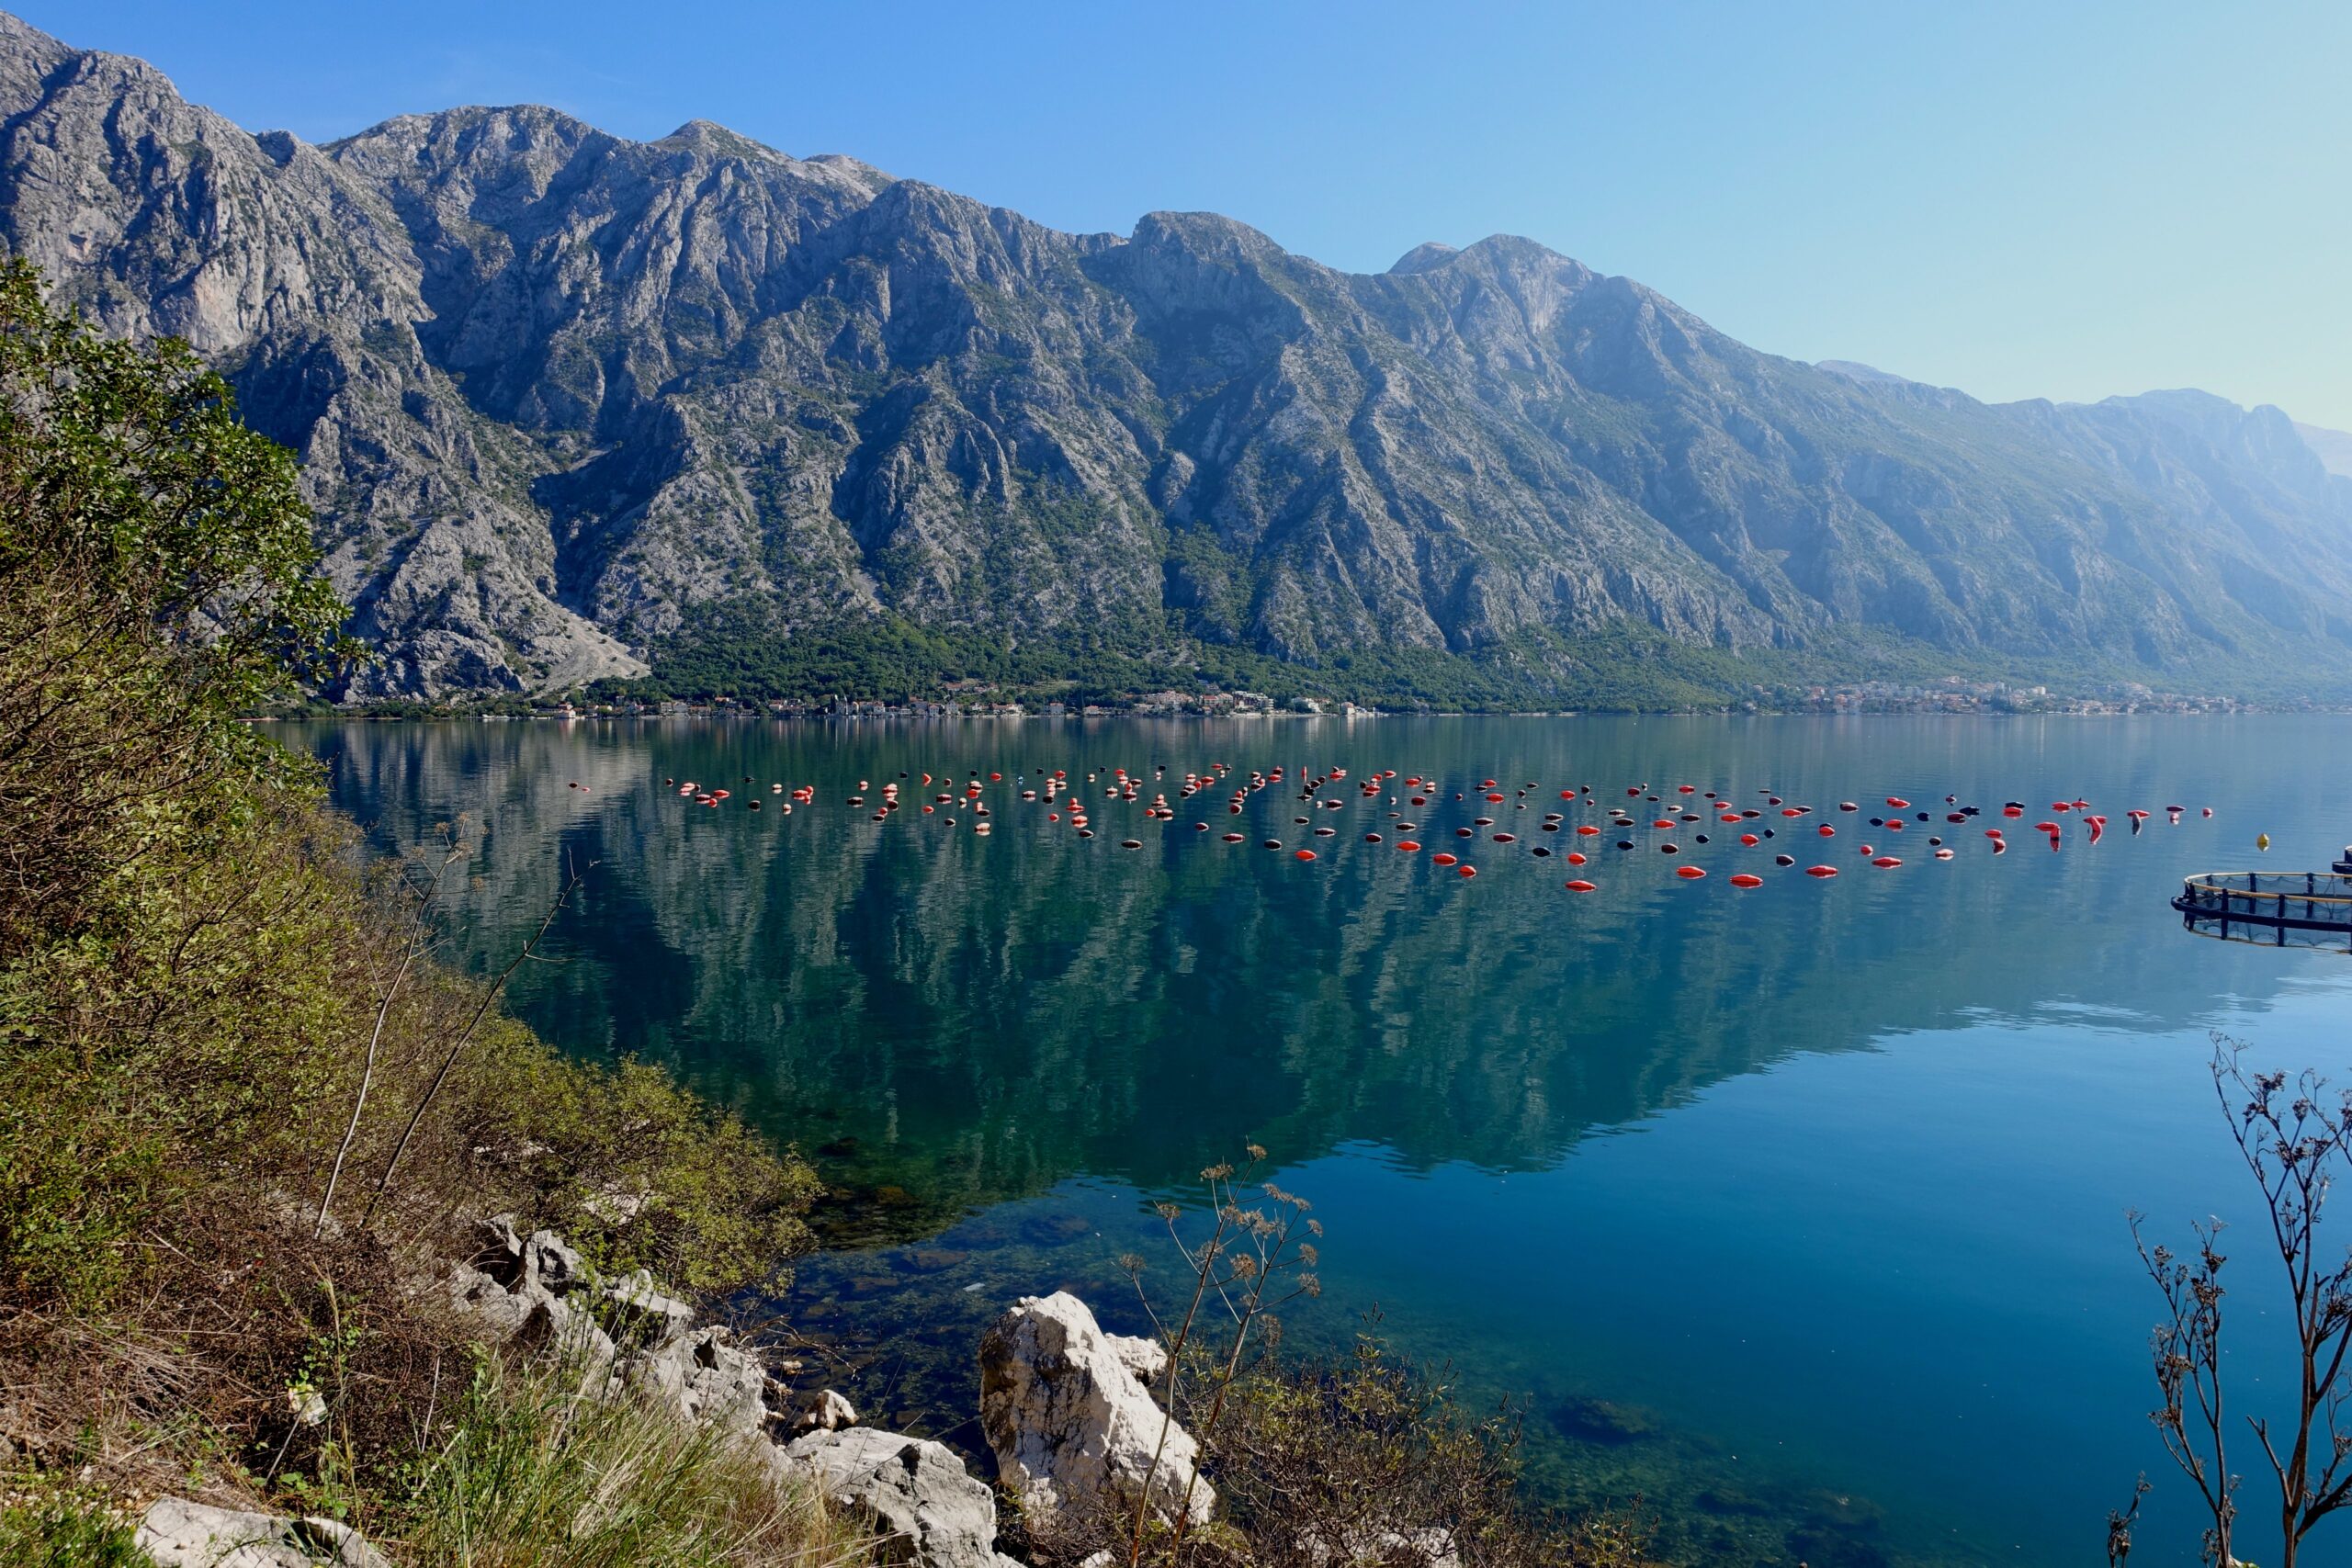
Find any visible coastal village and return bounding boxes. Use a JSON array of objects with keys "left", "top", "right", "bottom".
[{"left": 442, "top": 675, "right": 2261, "bottom": 724}]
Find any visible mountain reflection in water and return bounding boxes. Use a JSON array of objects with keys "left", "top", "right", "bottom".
[{"left": 299, "top": 714, "right": 2352, "bottom": 1568}]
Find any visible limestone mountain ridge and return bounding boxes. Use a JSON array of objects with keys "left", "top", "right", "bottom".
[{"left": 4, "top": 11, "right": 2346, "bottom": 699}]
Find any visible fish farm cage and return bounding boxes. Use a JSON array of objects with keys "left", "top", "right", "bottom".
[{"left": 2174, "top": 869, "right": 2352, "bottom": 952}]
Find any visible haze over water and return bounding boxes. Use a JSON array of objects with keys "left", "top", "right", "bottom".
[{"left": 297, "top": 714, "right": 2352, "bottom": 1568}]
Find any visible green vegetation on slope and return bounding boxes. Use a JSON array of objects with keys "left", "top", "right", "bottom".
[
  {"left": 584, "top": 598, "right": 2340, "bottom": 715},
  {"left": 0, "top": 258, "right": 842, "bottom": 1558}
]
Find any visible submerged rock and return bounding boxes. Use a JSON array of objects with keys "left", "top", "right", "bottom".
[
  {"left": 134, "top": 1496, "right": 390, "bottom": 1567},
  {"left": 978, "top": 1291, "right": 1213, "bottom": 1526}
]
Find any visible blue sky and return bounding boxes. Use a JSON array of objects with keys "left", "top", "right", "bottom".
[{"left": 23, "top": 1, "right": 2352, "bottom": 427}]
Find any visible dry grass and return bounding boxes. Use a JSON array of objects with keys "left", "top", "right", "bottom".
[{"left": 390, "top": 1351, "right": 872, "bottom": 1568}]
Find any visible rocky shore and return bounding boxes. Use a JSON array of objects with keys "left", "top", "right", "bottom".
[{"left": 132, "top": 1222, "right": 1213, "bottom": 1568}]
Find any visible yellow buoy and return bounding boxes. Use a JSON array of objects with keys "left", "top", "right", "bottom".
[{"left": 2256, "top": 832, "right": 2271, "bottom": 852}]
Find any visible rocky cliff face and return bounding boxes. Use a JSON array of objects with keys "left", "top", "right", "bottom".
[{"left": 5, "top": 10, "right": 2348, "bottom": 697}]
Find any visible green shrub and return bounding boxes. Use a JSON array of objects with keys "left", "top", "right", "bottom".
[
  {"left": 0, "top": 260, "right": 828, "bottom": 1549},
  {"left": 449, "top": 1031, "right": 824, "bottom": 1292},
  {"left": 0, "top": 1483, "right": 143, "bottom": 1568}
]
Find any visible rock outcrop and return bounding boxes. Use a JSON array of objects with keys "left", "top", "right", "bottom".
[
  {"left": 978, "top": 1292, "right": 1212, "bottom": 1527},
  {"left": 6, "top": 11, "right": 2352, "bottom": 699},
  {"left": 238, "top": 1213, "right": 1217, "bottom": 1568},
  {"left": 624, "top": 1325, "right": 771, "bottom": 1436},
  {"left": 133, "top": 1496, "right": 390, "bottom": 1568},
  {"left": 780, "top": 1427, "right": 1020, "bottom": 1568},
  {"left": 1102, "top": 1332, "right": 1167, "bottom": 1388},
  {"left": 781, "top": 1384, "right": 860, "bottom": 1434},
  {"left": 445, "top": 1216, "right": 808, "bottom": 1446}
]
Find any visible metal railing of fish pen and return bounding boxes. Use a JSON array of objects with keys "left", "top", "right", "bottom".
[{"left": 2173, "top": 871, "right": 2352, "bottom": 952}]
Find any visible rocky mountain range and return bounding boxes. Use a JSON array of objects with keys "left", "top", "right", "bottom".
[
  {"left": 2295, "top": 421, "right": 2352, "bottom": 480},
  {"left": 4, "top": 10, "right": 2348, "bottom": 701}
]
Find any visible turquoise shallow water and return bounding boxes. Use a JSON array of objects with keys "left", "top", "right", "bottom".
[{"left": 294, "top": 714, "right": 2352, "bottom": 1567}]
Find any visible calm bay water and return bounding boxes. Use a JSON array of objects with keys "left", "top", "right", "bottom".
[{"left": 293, "top": 714, "right": 2352, "bottom": 1568}]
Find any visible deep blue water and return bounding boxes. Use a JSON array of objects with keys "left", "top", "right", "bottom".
[{"left": 293, "top": 714, "right": 2352, "bottom": 1567}]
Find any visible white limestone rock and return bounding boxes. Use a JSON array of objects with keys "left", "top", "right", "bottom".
[
  {"left": 133, "top": 1496, "right": 390, "bottom": 1568},
  {"left": 620, "top": 1325, "right": 769, "bottom": 1436},
  {"left": 978, "top": 1291, "right": 1213, "bottom": 1527},
  {"left": 778, "top": 1426, "right": 1007, "bottom": 1568},
  {"left": 779, "top": 1385, "right": 859, "bottom": 1434},
  {"left": 1102, "top": 1332, "right": 1167, "bottom": 1387}
]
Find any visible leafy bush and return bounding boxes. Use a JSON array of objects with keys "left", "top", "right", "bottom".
[
  {"left": 0, "top": 260, "right": 827, "bottom": 1545},
  {"left": 450, "top": 1032, "right": 824, "bottom": 1292}
]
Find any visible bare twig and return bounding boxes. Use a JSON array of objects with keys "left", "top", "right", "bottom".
[
  {"left": 2132, "top": 1034, "right": 2352, "bottom": 1568},
  {"left": 316, "top": 837, "right": 463, "bottom": 1238},
  {"left": 360, "top": 853, "right": 591, "bottom": 1229}
]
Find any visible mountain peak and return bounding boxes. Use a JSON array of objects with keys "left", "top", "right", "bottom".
[
  {"left": 654, "top": 118, "right": 786, "bottom": 160},
  {"left": 1387, "top": 242, "right": 1459, "bottom": 276},
  {"left": 1131, "top": 209, "right": 1286, "bottom": 261}
]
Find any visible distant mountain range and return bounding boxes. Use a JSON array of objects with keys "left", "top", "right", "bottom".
[
  {"left": 5, "top": 10, "right": 2349, "bottom": 703},
  {"left": 2295, "top": 421, "right": 2352, "bottom": 479}
]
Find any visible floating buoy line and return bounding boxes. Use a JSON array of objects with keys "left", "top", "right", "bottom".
[{"left": 648, "top": 761, "right": 2222, "bottom": 898}]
